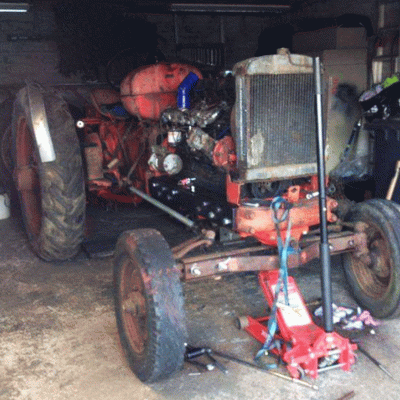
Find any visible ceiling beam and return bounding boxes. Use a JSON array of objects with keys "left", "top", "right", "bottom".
[{"left": 170, "top": 3, "right": 290, "bottom": 13}]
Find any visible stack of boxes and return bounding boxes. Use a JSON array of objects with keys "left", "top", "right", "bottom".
[{"left": 292, "top": 27, "right": 368, "bottom": 173}]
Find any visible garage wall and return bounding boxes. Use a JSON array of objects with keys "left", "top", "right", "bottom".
[
  {"left": 290, "top": 0, "right": 378, "bottom": 24},
  {"left": 0, "top": 0, "right": 389, "bottom": 88},
  {"left": 147, "top": 13, "right": 268, "bottom": 70},
  {"left": 0, "top": 7, "right": 82, "bottom": 89},
  {"left": 128, "top": 0, "right": 384, "bottom": 72}
]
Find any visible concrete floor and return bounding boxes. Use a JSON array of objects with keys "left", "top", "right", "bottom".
[{"left": 1, "top": 204, "right": 400, "bottom": 400}]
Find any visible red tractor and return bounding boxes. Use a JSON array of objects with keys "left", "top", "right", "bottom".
[{"left": 10, "top": 50, "right": 400, "bottom": 382}]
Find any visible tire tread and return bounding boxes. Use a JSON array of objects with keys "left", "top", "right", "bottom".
[
  {"left": 114, "top": 229, "right": 186, "bottom": 382},
  {"left": 12, "top": 87, "right": 85, "bottom": 261},
  {"left": 343, "top": 199, "right": 400, "bottom": 318}
]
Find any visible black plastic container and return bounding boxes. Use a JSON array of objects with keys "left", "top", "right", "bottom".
[
  {"left": 369, "top": 118, "right": 400, "bottom": 202},
  {"left": 360, "top": 82, "right": 400, "bottom": 121}
]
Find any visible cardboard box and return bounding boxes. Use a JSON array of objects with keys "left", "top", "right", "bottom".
[
  {"left": 293, "top": 27, "right": 367, "bottom": 53},
  {"left": 323, "top": 48, "right": 368, "bottom": 93},
  {"left": 322, "top": 49, "right": 368, "bottom": 173}
]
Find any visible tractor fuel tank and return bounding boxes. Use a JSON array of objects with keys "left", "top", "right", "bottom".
[{"left": 120, "top": 63, "right": 202, "bottom": 120}]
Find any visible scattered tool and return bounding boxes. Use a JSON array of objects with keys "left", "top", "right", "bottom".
[
  {"left": 209, "top": 348, "right": 318, "bottom": 390},
  {"left": 335, "top": 390, "right": 355, "bottom": 400},
  {"left": 186, "top": 358, "right": 215, "bottom": 372},
  {"left": 205, "top": 349, "right": 229, "bottom": 374},
  {"left": 185, "top": 346, "right": 228, "bottom": 374},
  {"left": 306, "top": 298, "right": 322, "bottom": 308},
  {"left": 357, "top": 345, "right": 396, "bottom": 381},
  {"left": 185, "top": 345, "right": 319, "bottom": 390}
]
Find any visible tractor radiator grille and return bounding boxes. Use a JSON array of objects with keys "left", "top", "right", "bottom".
[{"left": 234, "top": 73, "right": 317, "bottom": 182}]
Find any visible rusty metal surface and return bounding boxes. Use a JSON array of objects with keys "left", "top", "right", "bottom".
[
  {"left": 240, "top": 163, "right": 318, "bottom": 182},
  {"left": 233, "top": 52, "right": 313, "bottom": 76},
  {"left": 232, "top": 55, "right": 317, "bottom": 182},
  {"left": 236, "top": 197, "right": 338, "bottom": 245},
  {"left": 297, "top": 231, "right": 368, "bottom": 265},
  {"left": 179, "top": 230, "right": 367, "bottom": 281},
  {"left": 181, "top": 244, "right": 270, "bottom": 264},
  {"left": 345, "top": 215, "right": 393, "bottom": 299},
  {"left": 84, "top": 132, "right": 103, "bottom": 181},
  {"left": 15, "top": 165, "right": 36, "bottom": 191},
  {"left": 180, "top": 254, "right": 280, "bottom": 280},
  {"left": 173, "top": 238, "right": 214, "bottom": 260}
]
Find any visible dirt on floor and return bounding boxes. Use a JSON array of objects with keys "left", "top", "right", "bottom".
[{"left": 1, "top": 207, "right": 400, "bottom": 400}]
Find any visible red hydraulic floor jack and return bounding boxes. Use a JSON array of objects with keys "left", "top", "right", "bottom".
[
  {"left": 238, "top": 58, "right": 357, "bottom": 380},
  {"left": 239, "top": 270, "right": 357, "bottom": 379}
]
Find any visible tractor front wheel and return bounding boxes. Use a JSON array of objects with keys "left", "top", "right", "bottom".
[
  {"left": 114, "top": 229, "right": 187, "bottom": 382},
  {"left": 343, "top": 199, "right": 400, "bottom": 318}
]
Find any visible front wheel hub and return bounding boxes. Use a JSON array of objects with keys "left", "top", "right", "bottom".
[{"left": 122, "top": 291, "right": 146, "bottom": 317}]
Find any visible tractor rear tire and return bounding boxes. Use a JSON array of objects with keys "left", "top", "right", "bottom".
[
  {"left": 114, "top": 229, "right": 187, "bottom": 382},
  {"left": 12, "top": 86, "right": 85, "bottom": 261},
  {"left": 343, "top": 199, "right": 400, "bottom": 318}
]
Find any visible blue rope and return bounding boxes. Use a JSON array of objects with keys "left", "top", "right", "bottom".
[{"left": 255, "top": 197, "right": 293, "bottom": 361}]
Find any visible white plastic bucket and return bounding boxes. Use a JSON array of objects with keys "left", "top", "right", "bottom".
[{"left": 0, "top": 193, "right": 10, "bottom": 220}]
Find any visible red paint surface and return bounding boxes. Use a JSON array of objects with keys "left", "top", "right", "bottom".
[{"left": 120, "top": 63, "right": 202, "bottom": 120}]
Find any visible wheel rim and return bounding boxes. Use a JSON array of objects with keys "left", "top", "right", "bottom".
[
  {"left": 15, "top": 116, "right": 42, "bottom": 237},
  {"left": 351, "top": 222, "right": 392, "bottom": 298},
  {"left": 119, "top": 257, "right": 148, "bottom": 354}
]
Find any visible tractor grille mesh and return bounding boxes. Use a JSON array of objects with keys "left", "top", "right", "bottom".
[{"left": 235, "top": 73, "right": 317, "bottom": 179}]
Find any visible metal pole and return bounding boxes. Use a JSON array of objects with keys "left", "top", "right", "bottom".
[
  {"left": 128, "top": 185, "right": 196, "bottom": 229},
  {"left": 314, "top": 57, "right": 333, "bottom": 332}
]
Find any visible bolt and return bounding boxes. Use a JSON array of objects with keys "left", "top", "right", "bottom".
[
  {"left": 76, "top": 120, "right": 85, "bottom": 128},
  {"left": 306, "top": 191, "right": 318, "bottom": 199},
  {"left": 190, "top": 264, "right": 201, "bottom": 276},
  {"left": 216, "top": 263, "right": 227, "bottom": 271},
  {"left": 208, "top": 211, "right": 216, "bottom": 219},
  {"left": 216, "top": 257, "right": 231, "bottom": 271},
  {"left": 348, "top": 240, "right": 355, "bottom": 246},
  {"left": 222, "top": 218, "right": 231, "bottom": 225}
]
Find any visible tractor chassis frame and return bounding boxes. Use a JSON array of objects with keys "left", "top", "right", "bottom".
[{"left": 174, "top": 229, "right": 367, "bottom": 281}]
